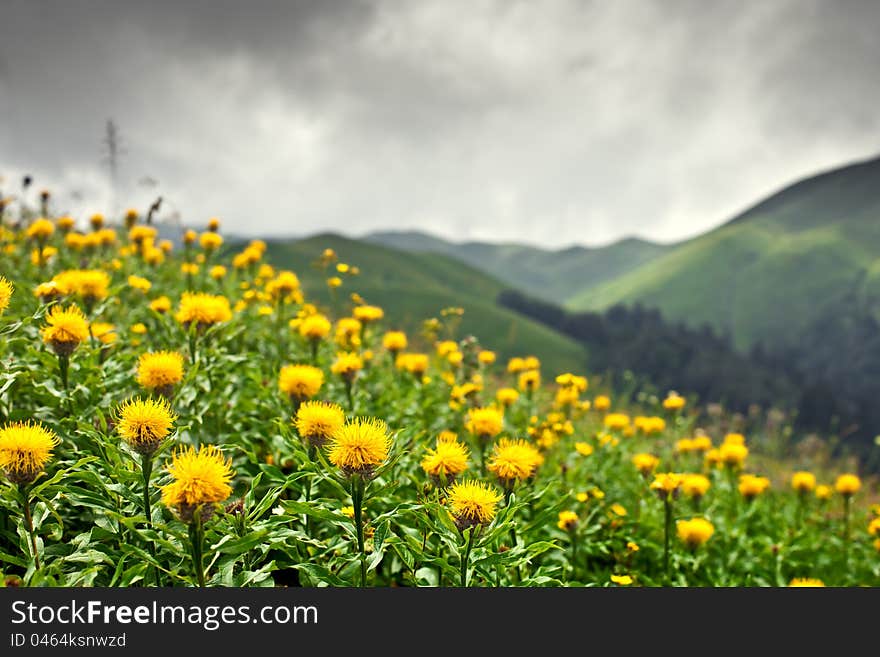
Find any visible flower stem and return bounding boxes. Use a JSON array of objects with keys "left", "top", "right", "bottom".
[
  {"left": 843, "top": 495, "right": 851, "bottom": 568},
  {"left": 141, "top": 454, "right": 160, "bottom": 587},
  {"left": 663, "top": 497, "right": 673, "bottom": 585},
  {"left": 351, "top": 476, "right": 367, "bottom": 587},
  {"left": 460, "top": 527, "right": 475, "bottom": 587},
  {"left": 20, "top": 485, "right": 40, "bottom": 571},
  {"left": 188, "top": 515, "right": 206, "bottom": 587}
]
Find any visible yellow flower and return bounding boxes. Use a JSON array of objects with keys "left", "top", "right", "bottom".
[
  {"left": 478, "top": 350, "right": 496, "bottom": 365},
  {"left": 341, "top": 506, "right": 355, "bottom": 519},
  {"left": 128, "top": 275, "right": 152, "bottom": 293},
  {"left": 266, "top": 271, "right": 301, "bottom": 300},
  {"left": 436, "top": 340, "right": 458, "bottom": 358},
  {"left": 487, "top": 438, "right": 542, "bottom": 487},
  {"left": 610, "top": 503, "right": 627, "bottom": 517},
  {"left": 160, "top": 445, "right": 233, "bottom": 522},
  {"left": 446, "top": 479, "right": 502, "bottom": 531},
  {"left": 610, "top": 574, "right": 633, "bottom": 586},
  {"left": 575, "top": 442, "right": 594, "bottom": 457},
  {"left": 57, "top": 215, "right": 76, "bottom": 231},
  {"left": 723, "top": 433, "right": 745, "bottom": 445},
  {"left": 89, "top": 213, "right": 104, "bottom": 230},
  {"left": 207, "top": 217, "right": 220, "bottom": 232},
  {"left": 447, "top": 351, "right": 463, "bottom": 367},
  {"left": 681, "top": 474, "right": 711, "bottom": 499},
  {"left": 691, "top": 434, "right": 713, "bottom": 452},
  {"left": 495, "top": 387, "right": 519, "bottom": 407},
  {"left": 634, "top": 415, "right": 666, "bottom": 435},
  {"left": 517, "top": 369, "right": 541, "bottom": 392},
  {"left": 53, "top": 269, "right": 111, "bottom": 302},
  {"left": 353, "top": 305, "right": 384, "bottom": 323},
  {"left": 421, "top": 434, "right": 470, "bottom": 483},
  {"left": 279, "top": 364, "right": 324, "bottom": 402},
  {"left": 295, "top": 401, "right": 345, "bottom": 449},
  {"left": 650, "top": 472, "right": 683, "bottom": 500},
  {"left": 42, "top": 304, "right": 90, "bottom": 355},
  {"left": 90, "top": 322, "right": 117, "bottom": 345},
  {"left": 593, "top": 395, "right": 611, "bottom": 411},
  {"left": 116, "top": 397, "right": 177, "bottom": 456},
  {"left": 815, "top": 484, "right": 833, "bottom": 501},
  {"left": 676, "top": 438, "right": 695, "bottom": 454},
  {"left": 465, "top": 406, "right": 504, "bottom": 439},
  {"left": 382, "top": 330, "right": 408, "bottom": 353},
  {"left": 130, "top": 322, "right": 148, "bottom": 335},
  {"left": 867, "top": 517, "right": 880, "bottom": 537},
  {"left": 663, "top": 391, "right": 686, "bottom": 410},
  {"left": 632, "top": 452, "right": 660, "bottom": 476},
  {"left": 557, "top": 510, "right": 579, "bottom": 531},
  {"left": 575, "top": 492, "right": 589, "bottom": 503},
  {"left": 299, "top": 314, "right": 332, "bottom": 341},
  {"left": 395, "top": 352, "right": 429, "bottom": 376},
  {"left": 199, "top": 231, "right": 223, "bottom": 251},
  {"left": 34, "top": 281, "right": 63, "bottom": 302},
  {"left": 719, "top": 442, "right": 748, "bottom": 468},
  {"left": 206, "top": 265, "right": 225, "bottom": 280},
  {"left": 506, "top": 357, "right": 526, "bottom": 373},
  {"left": 129, "top": 225, "right": 157, "bottom": 246},
  {"left": 26, "top": 218, "right": 55, "bottom": 241},
  {"left": 604, "top": 413, "right": 630, "bottom": 431},
  {"left": 175, "top": 292, "right": 232, "bottom": 328},
  {"left": 0, "top": 276, "right": 13, "bottom": 314},
  {"left": 149, "top": 295, "right": 172, "bottom": 314},
  {"left": 626, "top": 541, "right": 639, "bottom": 552},
  {"left": 327, "top": 417, "right": 392, "bottom": 478},
  {"left": 791, "top": 471, "right": 816, "bottom": 494},
  {"left": 331, "top": 351, "right": 364, "bottom": 379},
  {"left": 137, "top": 351, "right": 185, "bottom": 394},
  {"left": 181, "top": 262, "right": 199, "bottom": 275},
  {"left": 327, "top": 276, "right": 342, "bottom": 288},
  {"left": 676, "top": 517, "right": 714, "bottom": 550},
  {"left": 835, "top": 473, "right": 861, "bottom": 496},
  {"left": 0, "top": 421, "right": 59, "bottom": 485},
  {"left": 788, "top": 578, "right": 825, "bottom": 587},
  {"left": 738, "top": 474, "right": 771, "bottom": 500}
]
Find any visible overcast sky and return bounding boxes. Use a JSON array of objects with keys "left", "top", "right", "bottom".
[{"left": 2, "top": 0, "right": 879, "bottom": 248}]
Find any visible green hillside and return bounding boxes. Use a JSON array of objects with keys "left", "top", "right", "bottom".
[
  {"left": 569, "top": 154, "right": 880, "bottom": 350},
  {"left": 366, "top": 231, "right": 671, "bottom": 304},
  {"left": 259, "top": 233, "right": 587, "bottom": 374}
]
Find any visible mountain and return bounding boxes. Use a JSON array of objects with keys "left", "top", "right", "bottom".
[
  {"left": 568, "top": 154, "right": 880, "bottom": 350},
  {"left": 365, "top": 231, "right": 671, "bottom": 304},
  {"left": 258, "top": 233, "right": 587, "bottom": 375}
]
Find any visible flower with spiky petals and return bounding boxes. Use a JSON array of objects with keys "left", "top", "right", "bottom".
[
  {"left": 557, "top": 510, "right": 578, "bottom": 531},
  {"left": 41, "top": 304, "right": 89, "bottom": 355},
  {"left": 465, "top": 406, "right": 503, "bottom": 440},
  {"left": 0, "top": 276, "right": 12, "bottom": 314},
  {"left": 116, "top": 397, "right": 177, "bottom": 456},
  {"left": 295, "top": 401, "right": 345, "bottom": 449},
  {"left": 327, "top": 417, "right": 392, "bottom": 478},
  {"left": 137, "top": 351, "right": 185, "bottom": 396},
  {"left": 788, "top": 578, "right": 825, "bottom": 587},
  {"left": 90, "top": 322, "right": 117, "bottom": 345},
  {"left": 447, "top": 479, "right": 502, "bottom": 531},
  {"left": 353, "top": 305, "right": 384, "bottom": 323},
  {"left": 650, "top": 472, "right": 683, "bottom": 500},
  {"left": 835, "top": 473, "right": 861, "bottom": 497},
  {"left": 149, "top": 295, "right": 172, "bottom": 314},
  {"left": 128, "top": 275, "right": 152, "bottom": 293},
  {"left": 632, "top": 452, "right": 660, "bottom": 477},
  {"left": 331, "top": 352, "right": 363, "bottom": 381},
  {"left": 279, "top": 364, "right": 324, "bottom": 402},
  {"left": 175, "top": 292, "right": 232, "bottom": 330},
  {"left": 791, "top": 471, "right": 816, "bottom": 494},
  {"left": 160, "top": 445, "right": 233, "bottom": 523},
  {"left": 421, "top": 434, "right": 469, "bottom": 485},
  {"left": 738, "top": 474, "right": 771, "bottom": 501},
  {"left": 719, "top": 442, "right": 748, "bottom": 469},
  {"left": 0, "top": 421, "right": 59, "bottom": 485},
  {"left": 382, "top": 331, "right": 407, "bottom": 354},
  {"left": 26, "top": 218, "right": 55, "bottom": 241},
  {"left": 681, "top": 474, "right": 711, "bottom": 500},
  {"left": 299, "top": 314, "right": 332, "bottom": 342},
  {"left": 487, "top": 438, "right": 542, "bottom": 488},
  {"left": 676, "top": 517, "right": 714, "bottom": 550}
]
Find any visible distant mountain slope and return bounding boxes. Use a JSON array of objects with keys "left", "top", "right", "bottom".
[
  {"left": 365, "top": 231, "right": 671, "bottom": 304},
  {"left": 258, "top": 233, "right": 587, "bottom": 375},
  {"left": 568, "top": 154, "right": 880, "bottom": 350}
]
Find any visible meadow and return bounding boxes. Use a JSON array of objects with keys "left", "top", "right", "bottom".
[{"left": 0, "top": 207, "right": 878, "bottom": 588}]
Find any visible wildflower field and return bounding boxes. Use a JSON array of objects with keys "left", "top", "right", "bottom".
[{"left": 0, "top": 209, "right": 878, "bottom": 588}]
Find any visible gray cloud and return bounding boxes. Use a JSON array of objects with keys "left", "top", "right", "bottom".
[{"left": 2, "top": 0, "right": 879, "bottom": 247}]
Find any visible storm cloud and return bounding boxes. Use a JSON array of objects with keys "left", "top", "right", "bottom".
[{"left": 2, "top": 0, "right": 880, "bottom": 247}]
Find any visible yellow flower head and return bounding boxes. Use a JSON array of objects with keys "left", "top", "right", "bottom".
[
  {"left": 478, "top": 350, "right": 496, "bottom": 365},
  {"left": 335, "top": 317, "right": 363, "bottom": 349},
  {"left": 593, "top": 395, "right": 611, "bottom": 411},
  {"left": 815, "top": 484, "right": 833, "bottom": 501},
  {"left": 0, "top": 277, "right": 13, "bottom": 314},
  {"left": 681, "top": 474, "right": 711, "bottom": 499},
  {"left": 788, "top": 578, "right": 825, "bottom": 587},
  {"left": 353, "top": 305, "right": 384, "bottom": 323},
  {"left": 0, "top": 421, "right": 59, "bottom": 485},
  {"left": 175, "top": 292, "right": 232, "bottom": 328},
  {"left": 90, "top": 322, "right": 117, "bottom": 345},
  {"left": 610, "top": 574, "right": 633, "bottom": 586},
  {"left": 160, "top": 445, "right": 233, "bottom": 522},
  {"left": 57, "top": 215, "right": 76, "bottom": 231},
  {"left": 557, "top": 510, "right": 579, "bottom": 531},
  {"left": 723, "top": 433, "right": 745, "bottom": 446},
  {"left": 331, "top": 351, "right": 364, "bottom": 379},
  {"left": 446, "top": 479, "right": 502, "bottom": 531},
  {"left": 266, "top": 270, "right": 301, "bottom": 300},
  {"left": 610, "top": 503, "right": 627, "bottom": 517},
  {"left": 575, "top": 442, "right": 594, "bottom": 457},
  {"left": 650, "top": 472, "right": 683, "bottom": 500},
  {"left": 465, "top": 406, "right": 504, "bottom": 439},
  {"left": 149, "top": 295, "right": 172, "bottom": 314},
  {"left": 634, "top": 415, "right": 666, "bottom": 435},
  {"left": 327, "top": 417, "right": 392, "bottom": 478},
  {"left": 495, "top": 387, "right": 519, "bottom": 407},
  {"left": 604, "top": 413, "right": 630, "bottom": 431},
  {"left": 691, "top": 434, "right": 713, "bottom": 452},
  {"left": 382, "top": 330, "right": 408, "bottom": 353},
  {"left": 632, "top": 452, "right": 660, "bottom": 476},
  {"left": 89, "top": 213, "right": 104, "bottom": 230},
  {"left": 738, "top": 474, "right": 771, "bottom": 500},
  {"left": 719, "top": 442, "right": 748, "bottom": 468},
  {"left": 116, "top": 397, "right": 177, "bottom": 456},
  {"left": 487, "top": 438, "right": 542, "bottom": 487},
  {"left": 137, "top": 351, "right": 185, "bottom": 394},
  {"left": 663, "top": 391, "right": 686, "bottom": 411},
  {"left": 207, "top": 217, "right": 220, "bottom": 232},
  {"left": 395, "top": 352, "right": 429, "bottom": 376},
  {"left": 835, "top": 473, "right": 861, "bottom": 496},
  {"left": 676, "top": 438, "right": 695, "bottom": 454},
  {"left": 421, "top": 434, "right": 470, "bottom": 483},
  {"left": 53, "top": 269, "right": 111, "bottom": 302},
  {"left": 295, "top": 401, "right": 345, "bottom": 449},
  {"left": 41, "top": 304, "right": 90, "bottom": 355},
  {"left": 676, "top": 517, "right": 714, "bottom": 550},
  {"left": 210, "top": 265, "right": 227, "bottom": 280},
  {"left": 128, "top": 275, "right": 152, "bottom": 293},
  {"left": 791, "top": 471, "right": 816, "bottom": 494},
  {"left": 299, "top": 314, "right": 332, "bottom": 341},
  {"left": 34, "top": 280, "right": 64, "bottom": 302},
  {"left": 867, "top": 517, "right": 880, "bottom": 537},
  {"left": 199, "top": 231, "right": 223, "bottom": 251},
  {"left": 279, "top": 364, "right": 324, "bottom": 402},
  {"left": 517, "top": 369, "right": 541, "bottom": 392},
  {"left": 26, "top": 218, "right": 55, "bottom": 241}
]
